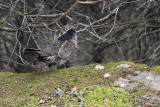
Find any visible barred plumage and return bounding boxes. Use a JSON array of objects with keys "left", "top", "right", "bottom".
[
  {"left": 57, "top": 31, "right": 77, "bottom": 66},
  {"left": 25, "top": 28, "right": 77, "bottom": 68}
]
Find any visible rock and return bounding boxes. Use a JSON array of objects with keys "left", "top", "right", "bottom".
[
  {"left": 103, "top": 73, "right": 111, "bottom": 78},
  {"left": 115, "top": 77, "right": 138, "bottom": 88},
  {"left": 116, "top": 64, "right": 131, "bottom": 68},
  {"left": 145, "top": 75, "right": 153, "bottom": 80},
  {"left": 95, "top": 65, "right": 105, "bottom": 70},
  {"left": 127, "top": 71, "right": 160, "bottom": 90}
]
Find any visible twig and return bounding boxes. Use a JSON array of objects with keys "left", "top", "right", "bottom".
[{"left": 6, "top": 30, "right": 19, "bottom": 68}]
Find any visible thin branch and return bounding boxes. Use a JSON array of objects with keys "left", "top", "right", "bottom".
[{"left": 6, "top": 30, "right": 19, "bottom": 68}]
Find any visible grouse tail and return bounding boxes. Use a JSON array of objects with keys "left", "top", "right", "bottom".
[{"left": 24, "top": 48, "right": 42, "bottom": 58}]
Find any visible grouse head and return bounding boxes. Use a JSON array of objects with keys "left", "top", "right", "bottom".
[
  {"left": 62, "top": 19, "right": 79, "bottom": 31},
  {"left": 58, "top": 29, "right": 76, "bottom": 41}
]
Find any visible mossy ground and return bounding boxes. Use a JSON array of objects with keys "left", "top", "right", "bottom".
[
  {"left": 65, "top": 85, "right": 140, "bottom": 107},
  {"left": 0, "top": 61, "right": 160, "bottom": 106}
]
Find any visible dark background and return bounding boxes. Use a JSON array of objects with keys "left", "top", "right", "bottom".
[{"left": 0, "top": 0, "right": 160, "bottom": 73}]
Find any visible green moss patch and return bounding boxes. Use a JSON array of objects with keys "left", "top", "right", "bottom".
[
  {"left": 151, "top": 66, "right": 160, "bottom": 74},
  {"left": 66, "top": 85, "right": 140, "bottom": 107}
]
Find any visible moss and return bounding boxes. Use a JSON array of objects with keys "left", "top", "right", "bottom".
[
  {"left": 151, "top": 66, "right": 160, "bottom": 74},
  {"left": 65, "top": 86, "right": 140, "bottom": 107},
  {"left": 129, "top": 80, "right": 137, "bottom": 83},
  {"left": 131, "top": 63, "right": 150, "bottom": 72},
  {"left": 157, "top": 90, "right": 160, "bottom": 96},
  {"left": 0, "top": 64, "right": 106, "bottom": 106},
  {"left": 0, "top": 61, "right": 160, "bottom": 106},
  {"left": 129, "top": 83, "right": 157, "bottom": 97},
  {"left": 24, "top": 97, "right": 40, "bottom": 107},
  {"left": 0, "top": 72, "right": 14, "bottom": 76}
]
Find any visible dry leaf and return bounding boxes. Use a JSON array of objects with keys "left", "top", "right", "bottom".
[
  {"left": 144, "top": 103, "right": 152, "bottom": 107},
  {"left": 39, "top": 99, "right": 45, "bottom": 104},
  {"left": 150, "top": 100, "right": 155, "bottom": 104},
  {"left": 104, "top": 98, "right": 109, "bottom": 103},
  {"left": 51, "top": 99, "right": 57, "bottom": 104},
  {"left": 85, "top": 86, "right": 90, "bottom": 90},
  {"left": 72, "top": 86, "right": 77, "bottom": 91}
]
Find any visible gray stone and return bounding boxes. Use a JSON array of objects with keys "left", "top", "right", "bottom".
[
  {"left": 126, "top": 71, "right": 160, "bottom": 90},
  {"left": 115, "top": 77, "right": 138, "bottom": 89}
]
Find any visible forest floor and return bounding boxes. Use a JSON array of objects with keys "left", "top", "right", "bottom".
[{"left": 0, "top": 61, "right": 160, "bottom": 107}]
